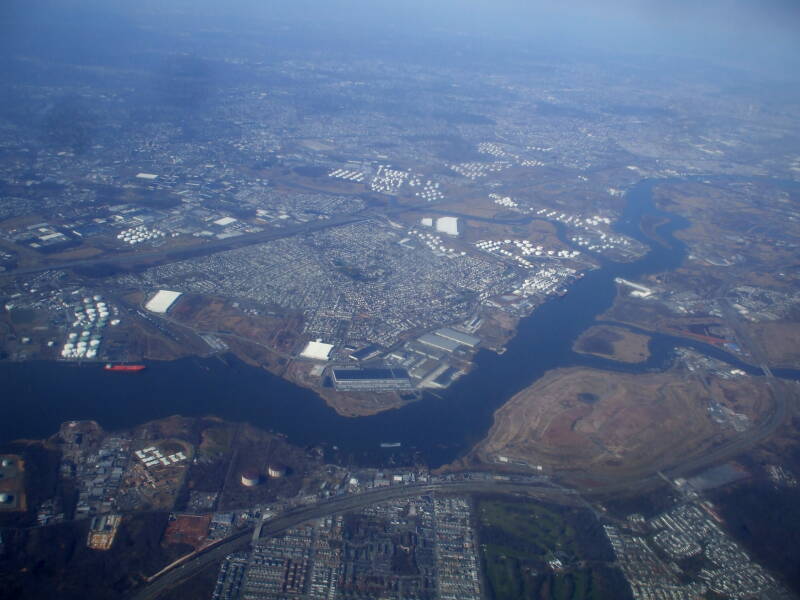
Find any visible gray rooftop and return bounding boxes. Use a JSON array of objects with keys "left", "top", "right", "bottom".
[
  {"left": 418, "top": 333, "right": 461, "bottom": 353},
  {"left": 435, "top": 327, "right": 480, "bottom": 347}
]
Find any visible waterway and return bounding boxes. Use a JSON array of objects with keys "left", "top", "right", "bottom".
[{"left": 2, "top": 178, "right": 798, "bottom": 466}]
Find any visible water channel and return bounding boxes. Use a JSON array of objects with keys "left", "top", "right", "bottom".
[{"left": 2, "top": 178, "right": 798, "bottom": 467}]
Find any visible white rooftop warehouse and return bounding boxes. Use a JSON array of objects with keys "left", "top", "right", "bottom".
[
  {"left": 300, "top": 339, "right": 334, "bottom": 361},
  {"left": 435, "top": 216, "right": 459, "bottom": 236},
  {"left": 145, "top": 290, "right": 183, "bottom": 313}
]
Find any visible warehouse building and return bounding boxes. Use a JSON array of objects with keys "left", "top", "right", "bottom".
[
  {"left": 300, "top": 339, "right": 334, "bottom": 361},
  {"left": 349, "top": 344, "right": 382, "bottom": 362},
  {"left": 435, "top": 216, "right": 459, "bottom": 236},
  {"left": 331, "top": 367, "right": 412, "bottom": 391},
  {"left": 435, "top": 327, "right": 480, "bottom": 348},
  {"left": 145, "top": 290, "right": 183, "bottom": 313},
  {"left": 418, "top": 333, "right": 462, "bottom": 353}
]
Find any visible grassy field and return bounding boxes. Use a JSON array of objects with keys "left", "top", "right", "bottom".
[{"left": 476, "top": 496, "right": 627, "bottom": 600}]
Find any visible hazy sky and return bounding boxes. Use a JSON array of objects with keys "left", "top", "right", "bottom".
[{"left": 2, "top": 0, "right": 799, "bottom": 79}]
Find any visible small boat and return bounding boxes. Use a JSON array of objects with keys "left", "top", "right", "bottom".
[{"left": 104, "top": 363, "right": 146, "bottom": 372}]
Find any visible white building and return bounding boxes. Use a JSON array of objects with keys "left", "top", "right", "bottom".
[
  {"left": 435, "top": 216, "right": 459, "bottom": 236},
  {"left": 300, "top": 339, "right": 334, "bottom": 361},
  {"left": 145, "top": 290, "right": 183, "bottom": 313}
]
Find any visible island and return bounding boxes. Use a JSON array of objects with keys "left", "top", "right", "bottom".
[{"left": 573, "top": 325, "right": 651, "bottom": 363}]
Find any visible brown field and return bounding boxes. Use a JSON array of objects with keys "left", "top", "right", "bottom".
[
  {"left": 601, "top": 293, "right": 733, "bottom": 343},
  {"left": 573, "top": 325, "right": 651, "bottom": 363},
  {"left": 469, "top": 367, "right": 773, "bottom": 485},
  {"left": 743, "top": 321, "right": 800, "bottom": 368},
  {"left": 48, "top": 245, "right": 106, "bottom": 261},
  {"left": 163, "top": 514, "right": 211, "bottom": 549},
  {"left": 654, "top": 183, "right": 799, "bottom": 270},
  {"left": 317, "top": 386, "right": 412, "bottom": 417},
  {"left": 170, "top": 295, "right": 303, "bottom": 358},
  {"left": 222, "top": 336, "right": 289, "bottom": 373},
  {"left": 123, "top": 317, "right": 199, "bottom": 361},
  {"left": 434, "top": 195, "right": 503, "bottom": 219},
  {"left": 477, "top": 310, "right": 520, "bottom": 352},
  {"left": 136, "top": 416, "right": 197, "bottom": 441}
]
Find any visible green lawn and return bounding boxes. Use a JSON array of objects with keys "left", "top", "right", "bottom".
[{"left": 477, "top": 498, "right": 603, "bottom": 600}]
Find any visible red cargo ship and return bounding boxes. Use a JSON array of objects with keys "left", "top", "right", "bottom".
[{"left": 104, "top": 363, "right": 146, "bottom": 372}]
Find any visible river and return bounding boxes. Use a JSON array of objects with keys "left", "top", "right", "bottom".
[{"left": 2, "top": 178, "right": 797, "bottom": 466}]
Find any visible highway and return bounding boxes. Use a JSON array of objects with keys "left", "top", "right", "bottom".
[
  {"left": 579, "top": 300, "right": 793, "bottom": 497},
  {"left": 4, "top": 212, "right": 369, "bottom": 278},
  {"left": 127, "top": 479, "right": 578, "bottom": 600},
  {"left": 1, "top": 191, "right": 453, "bottom": 280}
]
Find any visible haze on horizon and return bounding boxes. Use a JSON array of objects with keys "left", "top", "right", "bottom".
[{"left": 1, "top": 0, "right": 799, "bottom": 83}]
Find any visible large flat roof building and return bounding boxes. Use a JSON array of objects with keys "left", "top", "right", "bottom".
[
  {"left": 145, "top": 290, "right": 182, "bottom": 313},
  {"left": 435, "top": 327, "right": 480, "bottom": 348},
  {"left": 349, "top": 344, "right": 382, "bottom": 362},
  {"left": 435, "top": 216, "right": 459, "bottom": 236},
  {"left": 418, "top": 333, "right": 461, "bottom": 353},
  {"left": 300, "top": 340, "right": 334, "bottom": 361},
  {"left": 331, "top": 367, "right": 412, "bottom": 391}
]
